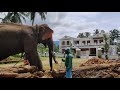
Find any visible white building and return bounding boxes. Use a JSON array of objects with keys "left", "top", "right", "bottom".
[{"left": 59, "top": 33, "right": 117, "bottom": 59}]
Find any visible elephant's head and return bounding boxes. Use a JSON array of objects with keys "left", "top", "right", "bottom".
[{"left": 35, "top": 24, "right": 58, "bottom": 71}]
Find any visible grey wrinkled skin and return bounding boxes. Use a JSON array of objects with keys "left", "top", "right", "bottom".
[{"left": 0, "top": 23, "right": 57, "bottom": 71}]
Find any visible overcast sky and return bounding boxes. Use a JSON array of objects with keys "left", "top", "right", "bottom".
[{"left": 1, "top": 12, "right": 120, "bottom": 41}]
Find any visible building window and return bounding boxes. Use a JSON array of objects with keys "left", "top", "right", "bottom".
[
  {"left": 62, "top": 41, "right": 65, "bottom": 45},
  {"left": 99, "top": 39, "right": 103, "bottom": 43},
  {"left": 94, "top": 40, "right": 98, "bottom": 44},
  {"left": 82, "top": 41, "right": 86, "bottom": 45},
  {"left": 74, "top": 41, "right": 79, "bottom": 45},
  {"left": 67, "top": 41, "right": 70, "bottom": 45},
  {"left": 87, "top": 40, "right": 90, "bottom": 45}
]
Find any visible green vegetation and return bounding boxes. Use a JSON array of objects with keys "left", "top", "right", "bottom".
[
  {"left": 103, "top": 34, "right": 109, "bottom": 59},
  {"left": 77, "top": 32, "right": 91, "bottom": 38},
  {"left": 0, "top": 12, "right": 47, "bottom": 25},
  {"left": 110, "top": 29, "right": 120, "bottom": 45},
  {"left": 37, "top": 44, "right": 49, "bottom": 54},
  {"left": 0, "top": 56, "right": 88, "bottom": 70},
  {"left": 117, "top": 44, "right": 120, "bottom": 52}
]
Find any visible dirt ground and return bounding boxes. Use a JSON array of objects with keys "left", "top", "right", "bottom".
[
  {"left": 0, "top": 57, "right": 120, "bottom": 78},
  {"left": 73, "top": 58, "right": 120, "bottom": 78}
]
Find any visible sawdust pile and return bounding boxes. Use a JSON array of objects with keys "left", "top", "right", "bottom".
[
  {"left": 79, "top": 57, "right": 117, "bottom": 66},
  {"left": 72, "top": 57, "right": 120, "bottom": 78}
]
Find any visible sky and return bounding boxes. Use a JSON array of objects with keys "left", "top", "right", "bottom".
[{"left": 1, "top": 12, "right": 120, "bottom": 41}]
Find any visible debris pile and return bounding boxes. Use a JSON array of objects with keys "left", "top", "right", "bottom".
[
  {"left": 79, "top": 57, "right": 115, "bottom": 66},
  {"left": 1, "top": 57, "right": 120, "bottom": 78},
  {"left": 72, "top": 57, "right": 120, "bottom": 78},
  {"left": 0, "top": 58, "right": 22, "bottom": 64},
  {"left": 0, "top": 65, "right": 65, "bottom": 78}
]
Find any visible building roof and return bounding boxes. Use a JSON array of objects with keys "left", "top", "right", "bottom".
[
  {"left": 59, "top": 33, "right": 110, "bottom": 40},
  {"left": 59, "top": 35, "right": 75, "bottom": 40}
]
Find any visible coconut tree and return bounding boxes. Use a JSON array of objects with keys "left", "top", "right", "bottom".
[
  {"left": 28, "top": 12, "right": 47, "bottom": 25},
  {"left": 1, "top": 12, "right": 29, "bottom": 24},
  {"left": 0, "top": 12, "right": 47, "bottom": 25}
]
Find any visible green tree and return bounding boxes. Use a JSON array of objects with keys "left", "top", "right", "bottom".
[
  {"left": 77, "top": 33, "right": 85, "bottom": 38},
  {"left": 37, "top": 44, "right": 49, "bottom": 54},
  {"left": 103, "top": 34, "right": 109, "bottom": 59},
  {"left": 117, "top": 45, "right": 120, "bottom": 52},
  {"left": 53, "top": 43, "right": 59, "bottom": 52},
  {"left": 1, "top": 12, "right": 29, "bottom": 24},
  {"left": 0, "top": 12, "right": 47, "bottom": 25},
  {"left": 28, "top": 12, "right": 47, "bottom": 25},
  {"left": 85, "top": 32, "right": 91, "bottom": 37},
  {"left": 110, "top": 29, "right": 120, "bottom": 45}
]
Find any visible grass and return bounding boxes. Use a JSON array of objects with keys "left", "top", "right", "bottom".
[{"left": 0, "top": 56, "right": 88, "bottom": 71}]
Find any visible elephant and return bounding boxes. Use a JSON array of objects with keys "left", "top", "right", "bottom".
[{"left": 0, "top": 23, "right": 58, "bottom": 71}]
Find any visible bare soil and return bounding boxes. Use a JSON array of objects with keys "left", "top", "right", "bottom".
[{"left": 0, "top": 57, "right": 120, "bottom": 78}]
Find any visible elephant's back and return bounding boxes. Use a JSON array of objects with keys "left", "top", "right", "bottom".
[{"left": 0, "top": 24, "right": 25, "bottom": 58}]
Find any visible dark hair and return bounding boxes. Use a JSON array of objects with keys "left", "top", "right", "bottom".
[{"left": 65, "top": 48, "right": 70, "bottom": 54}]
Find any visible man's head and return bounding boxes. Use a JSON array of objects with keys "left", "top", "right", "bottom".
[{"left": 65, "top": 48, "right": 71, "bottom": 54}]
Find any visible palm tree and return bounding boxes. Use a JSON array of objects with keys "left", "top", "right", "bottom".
[
  {"left": 28, "top": 12, "right": 47, "bottom": 25},
  {"left": 1, "top": 12, "right": 29, "bottom": 24}
]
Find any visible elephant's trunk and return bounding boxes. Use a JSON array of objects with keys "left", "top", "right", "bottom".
[{"left": 47, "top": 38, "right": 57, "bottom": 71}]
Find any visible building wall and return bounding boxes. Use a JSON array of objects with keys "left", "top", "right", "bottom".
[{"left": 59, "top": 34, "right": 117, "bottom": 57}]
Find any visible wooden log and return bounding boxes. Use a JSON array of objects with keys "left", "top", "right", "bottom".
[
  {"left": 0, "top": 73, "right": 18, "bottom": 78},
  {"left": 77, "top": 63, "right": 120, "bottom": 72},
  {"left": 23, "top": 65, "right": 37, "bottom": 73},
  {"left": 13, "top": 66, "right": 37, "bottom": 73},
  {"left": 16, "top": 73, "right": 32, "bottom": 78}
]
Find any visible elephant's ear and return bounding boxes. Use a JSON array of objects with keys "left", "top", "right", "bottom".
[
  {"left": 42, "top": 29, "right": 53, "bottom": 40},
  {"left": 40, "top": 25, "right": 53, "bottom": 40}
]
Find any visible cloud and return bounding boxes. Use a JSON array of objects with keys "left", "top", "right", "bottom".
[
  {"left": 46, "top": 12, "right": 100, "bottom": 41},
  {"left": 1, "top": 12, "right": 120, "bottom": 41}
]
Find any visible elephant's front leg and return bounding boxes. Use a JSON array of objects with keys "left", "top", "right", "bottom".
[
  {"left": 24, "top": 38, "right": 44, "bottom": 71},
  {"left": 25, "top": 51, "right": 43, "bottom": 71}
]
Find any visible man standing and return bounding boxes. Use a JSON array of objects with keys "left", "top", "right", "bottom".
[{"left": 62, "top": 48, "right": 73, "bottom": 78}]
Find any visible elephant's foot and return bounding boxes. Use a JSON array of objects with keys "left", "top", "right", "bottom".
[{"left": 37, "top": 68, "right": 45, "bottom": 72}]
